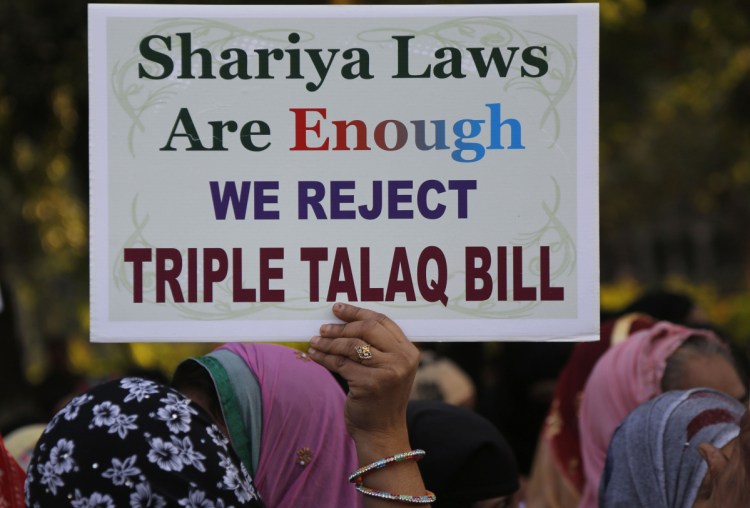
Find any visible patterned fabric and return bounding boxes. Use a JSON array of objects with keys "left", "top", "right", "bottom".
[
  {"left": 600, "top": 388, "right": 745, "bottom": 508},
  {"left": 25, "top": 377, "right": 264, "bottom": 507},
  {"left": 1, "top": 432, "right": 26, "bottom": 507}
]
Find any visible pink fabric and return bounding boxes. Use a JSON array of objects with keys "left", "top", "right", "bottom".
[
  {"left": 219, "top": 343, "right": 363, "bottom": 508},
  {"left": 577, "top": 322, "right": 722, "bottom": 508}
]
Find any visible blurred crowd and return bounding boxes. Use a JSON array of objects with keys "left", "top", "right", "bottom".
[{"left": 1, "top": 287, "right": 750, "bottom": 507}]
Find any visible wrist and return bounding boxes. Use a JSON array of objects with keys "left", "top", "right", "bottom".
[
  {"left": 351, "top": 427, "right": 412, "bottom": 463},
  {"left": 348, "top": 440, "right": 433, "bottom": 506}
]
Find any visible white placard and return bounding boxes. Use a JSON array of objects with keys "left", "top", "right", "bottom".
[{"left": 89, "top": 3, "right": 599, "bottom": 342}]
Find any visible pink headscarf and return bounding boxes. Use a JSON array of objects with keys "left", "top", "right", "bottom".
[
  {"left": 218, "top": 343, "right": 363, "bottom": 508},
  {"left": 577, "top": 322, "right": 724, "bottom": 508}
]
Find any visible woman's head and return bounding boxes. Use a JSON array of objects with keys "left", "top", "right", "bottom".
[
  {"left": 26, "top": 377, "right": 263, "bottom": 507},
  {"left": 406, "top": 400, "right": 519, "bottom": 507},
  {"left": 600, "top": 388, "right": 746, "bottom": 508},
  {"left": 578, "top": 322, "right": 743, "bottom": 508},
  {"left": 174, "top": 343, "right": 362, "bottom": 508},
  {"left": 661, "top": 335, "right": 746, "bottom": 402},
  {"left": 172, "top": 357, "right": 229, "bottom": 437}
]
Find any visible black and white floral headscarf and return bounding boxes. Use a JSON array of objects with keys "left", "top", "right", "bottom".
[{"left": 26, "top": 377, "right": 264, "bottom": 508}]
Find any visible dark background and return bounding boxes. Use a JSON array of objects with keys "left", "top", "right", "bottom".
[{"left": 2, "top": 1, "right": 750, "bottom": 465}]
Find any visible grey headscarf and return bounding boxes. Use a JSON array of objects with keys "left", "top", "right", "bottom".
[{"left": 600, "top": 388, "right": 745, "bottom": 508}]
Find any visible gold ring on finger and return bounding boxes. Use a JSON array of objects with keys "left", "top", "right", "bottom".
[{"left": 355, "top": 343, "right": 373, "bottom": 361}]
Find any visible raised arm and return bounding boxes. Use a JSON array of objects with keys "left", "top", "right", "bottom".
[{"left": 308, "top": 303, "right": 434, "bottom": 507}]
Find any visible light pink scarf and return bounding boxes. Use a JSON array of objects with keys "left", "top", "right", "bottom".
[
  {"left": 577, "top": 322, "right": 723, "bottom": 508},
  {"left": 219, "top": 343, "right": 363, "bottom": 508}
]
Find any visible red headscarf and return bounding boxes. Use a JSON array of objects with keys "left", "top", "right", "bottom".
[
  {"left": 551, "top": 315, "right": 655, "bottom": 488},
  {"left": 1, "top": 433, "right": 26, "bottom": 507}
]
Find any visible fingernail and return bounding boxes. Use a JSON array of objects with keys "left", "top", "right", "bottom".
[
  {"left": 320, "top": 324, "right": 330, "bottom": 334},
  {"left": 333, "top": 303, "right": 343, "bottom": 312},
  {"left": 308, "top": 347, "right": 318, "bottom": 356},
  {"left": 310, "top": 336, "right": 320, "bottom": 345}
]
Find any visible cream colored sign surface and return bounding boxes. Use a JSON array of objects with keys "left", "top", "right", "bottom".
[{"left": 89, "top": 4, "right": 599, "bottom": 342}]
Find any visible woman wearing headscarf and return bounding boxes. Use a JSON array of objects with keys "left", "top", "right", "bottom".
[
  {"left": 578, "top": 322, "right": 746, "bottom": 508},
  {"left": 25, "top": 376, "right": 264, "bottom": 506},
  {"left": 174, "top": 302, "right": 432, "bottom": 508},
  {"left": 0, "top": 432, "right": 25, "bottom": 508},
  {"left": 26, "top": 304, "right": 431, "bottom": 507},
  {"left": 525, "top": 313, "right": 656, "bottom": 508},
  {"left": 600, "top": 388, "right": 749, "bottom": 507},
  {"left": 173, "top": 342, "right": 363, "bottom": 508},
  {"left": 407, "top": 400, "right": 519, "bottom": 507}
]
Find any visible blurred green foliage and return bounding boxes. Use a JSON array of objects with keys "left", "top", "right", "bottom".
[{"left": 0, "top": 0, "right": 749, "bottom": 388}]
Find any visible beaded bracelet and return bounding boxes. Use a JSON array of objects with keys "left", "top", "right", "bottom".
[
  {"left": 355, "top": 483, "right": 437, "bottom": 504},
  {"left": 348, "top": 449, "right": 426, "bottom": 483}
]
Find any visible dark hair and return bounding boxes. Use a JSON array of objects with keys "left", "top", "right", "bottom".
[
  {"left": 623, "top": 290, "right": 695, "bottom": 324},
  {"left": 172, "top": 359, "right": 223, "bottom": 424},
  {"left": 661, "top": 334, "right": 735, "bottom": 392}
]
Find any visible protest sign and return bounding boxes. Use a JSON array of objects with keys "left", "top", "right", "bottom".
[{"left": 89, "top": 3, "right": 599, "bottom": 341}]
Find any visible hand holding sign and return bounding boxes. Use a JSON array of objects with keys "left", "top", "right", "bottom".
[{"left": 308, "top": 303, "right": 419, "bottom": 440}]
